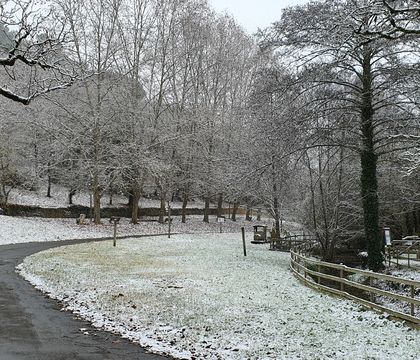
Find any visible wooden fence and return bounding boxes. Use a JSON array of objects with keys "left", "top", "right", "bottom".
[
  {"left": 386, "top": 240, "right": 420, "bottom": 268},
  {"left": 270, "top": 234, "right": 316, "bottom": 252},
  {"left": 290, "top": 250, "right": 420, "bottom": 325}
]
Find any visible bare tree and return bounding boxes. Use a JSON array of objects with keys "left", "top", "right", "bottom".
[
  {"left": 0, "top": 0, "right": 82, "bottom": 104},
  {"left": 263, "top": 0, "right": 420, "bottom": 270}
]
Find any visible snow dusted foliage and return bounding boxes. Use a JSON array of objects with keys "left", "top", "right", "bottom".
[
  {"left": 18, "top": 234, "right": 420, "bottom": 359},
  {"left": 0, "top": 0, "right": 82, "bottom": 104}
]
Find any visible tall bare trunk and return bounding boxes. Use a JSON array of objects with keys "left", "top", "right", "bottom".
[
  {"left": 272, "top": 161, "right": 280, "bottom": 235},
  {"left": 360, "top": 45, "right": 382, "bottom": 271},
  {"left": 93, "top": 173, "right": 101, "bottom": 224},
  {"left": 68, "top": 189, "right": 76, "bottom": 205},
  {"left": 181, "top": 192, "right": 188, "bottom": 223},
  {"left": 245, "top": 205, "right": 252, "bottom": 221},
  {"left": 46, "top": 163, "right": 52, "bottom": 198},
  {"left": 159, "top": 193, "right": 166, "bottom": 224},
  {"left": 232, "top": 201, "right": 239, "bottom": 221},
  {"left": 131, "top": 189, "right": 141, "bottom": 224},
  {"left": 217, "top": 193, "right": 223, "bottom": 217},
  {"left": 203, "top": 197, "right": 210, "bottom": 223}
]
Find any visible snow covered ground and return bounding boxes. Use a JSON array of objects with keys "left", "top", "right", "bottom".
[
  {"left": 0, "top": 215, "right": 282, "bottom": 246},
  {"left": 18, "top": 234, "right": 420, "bottom": 360},
  {"left": 7, "top": 184, "right": 209, "bottom": 209}
]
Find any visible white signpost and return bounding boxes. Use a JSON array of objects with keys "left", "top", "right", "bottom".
[
  {"left": 217, "top": 216, "right": 225, "bottom": 233},
  {"left": 384, "top": 227, "right": 391, "bottom": 246}
]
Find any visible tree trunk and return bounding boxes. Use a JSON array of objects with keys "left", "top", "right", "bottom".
[
  {"left": 203, "top": 197, "right": 210, "bottom": 223},
  {"left": 93, "top": 173, "right": 101, "bottom": 224},
  {"left": 318, "top": 147, "right": 331, "bottom": 261},
  {"left": 413, "top": 208, "right": 418, "bottom": 234},
  {"left": 232, "top": 201, "right": 239, "bottom": 221},
  {"left": 217, "top": 193, "right": 223, "bottom": 218},
  {"left": 127, "top": 191, "right": 134, "bottom": 207},
  {"left": 131, "top": 189, "right": 141, "bottom": 224},
  {"left": 245, "top": 205, "right": 252, "bottom": 221},
  {"left": 68, "top": 189, "right": 76, "bottom": 205},
  {"left": 46, "top": 165, "right": 52, "bottom": 198},
  {"left": 405, "top": 212, "right": 413, "bottom": 236},
  {"left": 272, "top": 161, "right": 280, "bottom": 235},
  {"left": 93, "top": 191, "right": 101, "bottom": 224},
  {"left": 306, "top": 151, "right": 318, "bottom": 237},
  {"left": 0, "top": 192, "right": 6, "bottom": 208},
  {"left": 181, "top": 192, "right": 188, "bottom": 223},
  {"left": 159, "top": 193, "right": 166, "bottom": 224},
  {"left": 360, "top": 45, "right": 383, "bottom": 271},
  {"left": 273, "top": 195, "right": 280, "bottom": 235}
]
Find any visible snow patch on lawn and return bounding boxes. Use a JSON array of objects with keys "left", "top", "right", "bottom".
[{"left": 18, "top": 234, "right": 420, "bottom": 359}]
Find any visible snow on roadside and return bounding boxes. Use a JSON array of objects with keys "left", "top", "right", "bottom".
[
  {"left": 18, "top": 234, "right": 420, "bottom": 360},
  {"left": 0, "top": 215, "right": 107, "bottom": 244}
]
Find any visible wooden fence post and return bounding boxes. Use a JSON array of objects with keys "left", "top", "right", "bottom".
[
  {"left": 411, "top": 285, "right": 415, "bottom": 316},
  {"left": 340, "top": 268, "right": 344, "bottom": 292},
  {"left": 317, "top": 264, "right": 321, "bottom": 284},
  {"left": 369, "top": 277, "right": 374, "bottom": 302}
]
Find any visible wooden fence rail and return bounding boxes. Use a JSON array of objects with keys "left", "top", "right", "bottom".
[{"left": 290, "top": 250, "right": 420, "bottom": 325}]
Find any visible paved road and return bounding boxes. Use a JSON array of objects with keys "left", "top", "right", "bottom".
[{"left": 0, "top": 239, "right": 169, "bottom": 360}]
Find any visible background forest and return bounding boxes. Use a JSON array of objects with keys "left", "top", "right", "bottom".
[{"left": 0, "top": 0, "right": 419, "bottom": 270}]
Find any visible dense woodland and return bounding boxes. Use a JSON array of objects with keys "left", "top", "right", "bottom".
[{"left": 0, "top": 0, "right": 419, "bottom": 270}]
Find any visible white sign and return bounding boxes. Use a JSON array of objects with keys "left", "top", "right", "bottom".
[
  {"left": 217, "top": 217, "right": 225, "bottom": 223},
  {"left": 384, "top": 228, "right": 391, "bottom": 246}
]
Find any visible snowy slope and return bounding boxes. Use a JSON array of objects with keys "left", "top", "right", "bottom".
[
  {"left": 0, "top": 215, "right": 279, "bottom": 245},
  {"left": 7, "top": 184, "right": 208, "bottom": 209}
]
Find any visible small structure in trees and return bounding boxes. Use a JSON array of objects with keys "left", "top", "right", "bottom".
[{"left": 252, "top": 225, "right": 269, "bottom": 244}]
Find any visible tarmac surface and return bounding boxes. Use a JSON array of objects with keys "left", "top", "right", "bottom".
[{"left": 0, "top": 239, "right": 169, "bottom": 360}]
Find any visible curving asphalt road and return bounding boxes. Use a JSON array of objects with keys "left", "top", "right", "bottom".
[{"left": 0, "top": 239, "right": 169, "bottom": 360}]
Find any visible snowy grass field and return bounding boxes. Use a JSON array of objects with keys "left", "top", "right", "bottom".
[{"left": 18, "top": 234, "right": 420, "bottom": 359}]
